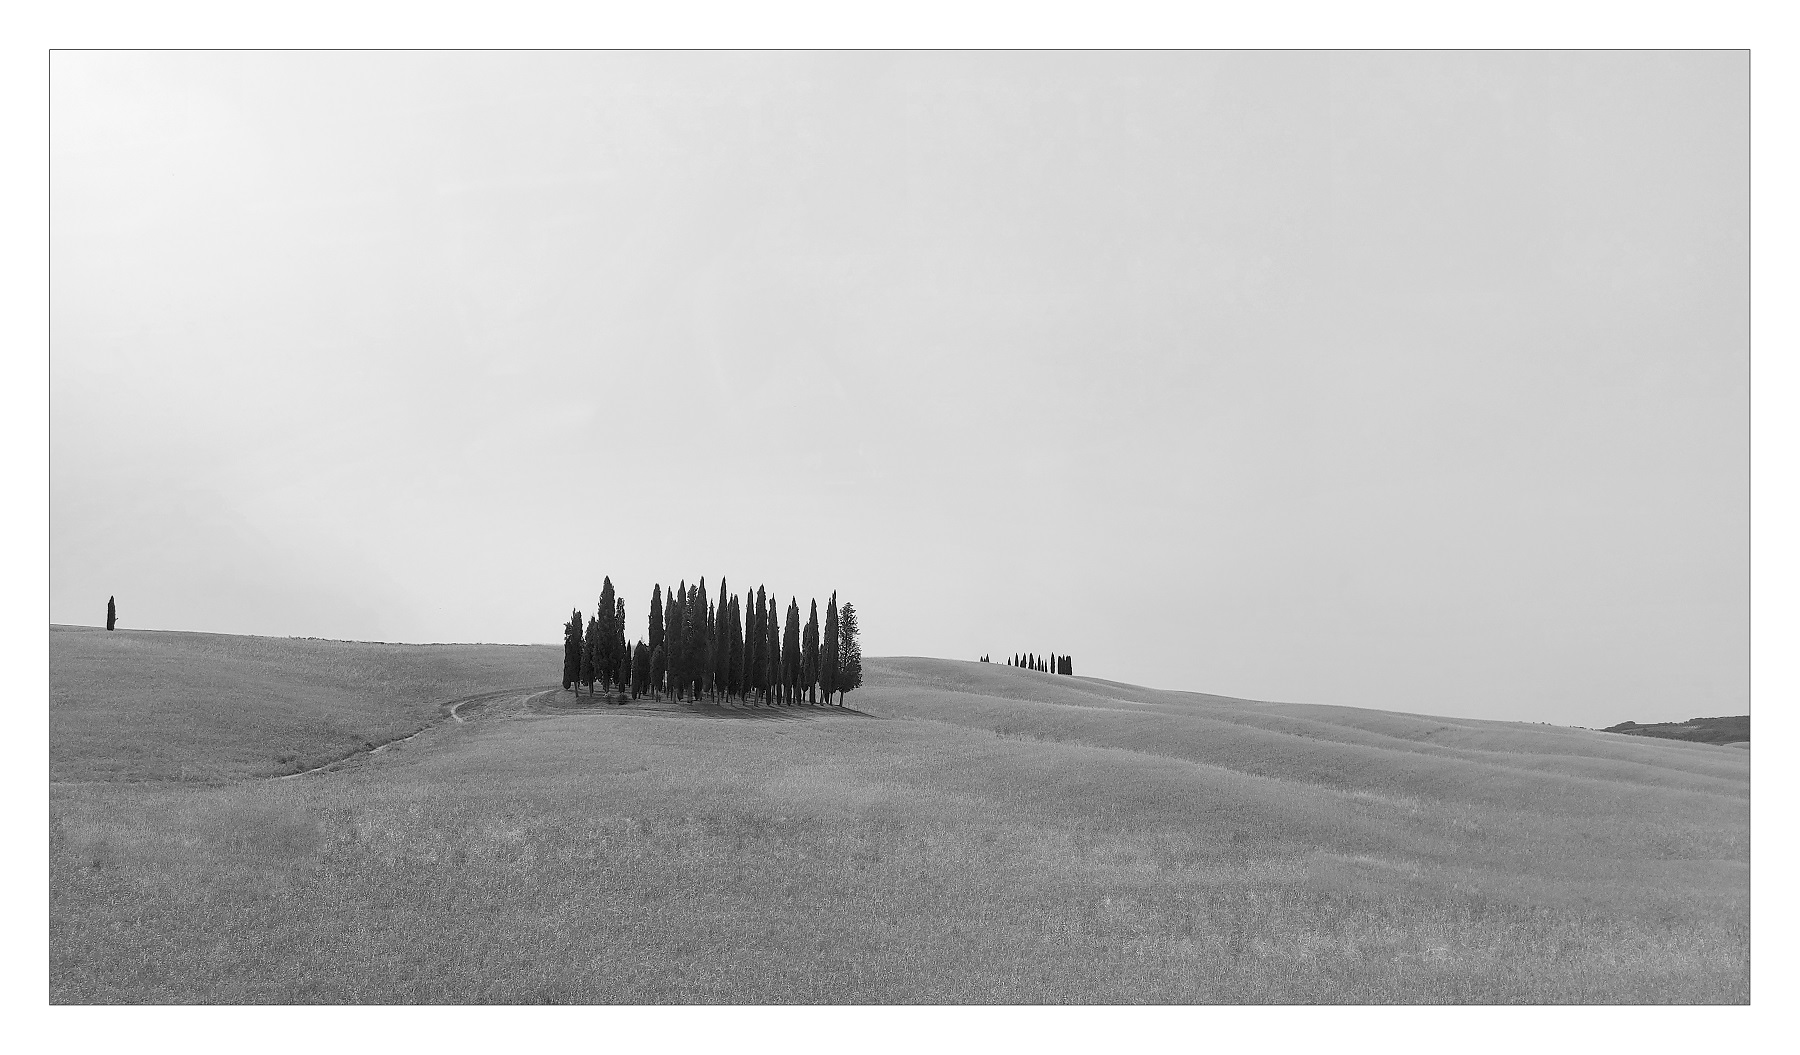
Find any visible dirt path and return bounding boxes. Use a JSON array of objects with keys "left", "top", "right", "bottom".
[{"left": 277, "top": 685, "right": 556, "bottom": 780}]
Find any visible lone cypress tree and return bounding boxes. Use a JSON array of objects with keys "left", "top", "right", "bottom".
[
  {"left": 821, "top": 592, "right": 840, "bottom": 706},
  {"left": 838, "top": 602, "right": 862, "bottom": 706},
  {"left": 562, "top": 609, "right": 583, "bottom": 691},
  {"left": 803, "top": 599, "right": 821, "bottom": 704},
  {"left": 105, "top": 596, "right": 117, "bottom": 631}
]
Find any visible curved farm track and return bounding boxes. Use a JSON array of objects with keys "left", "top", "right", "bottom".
[{"left": 278, "top": 685, "right": 559, "bottom": 780}]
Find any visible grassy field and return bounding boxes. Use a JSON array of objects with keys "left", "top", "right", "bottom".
[
  {"left": 48, "top": 634, "right": 1749, "bottom": 1003},
  {"left": 50, "top": 625, "right": 558, "bottom": 781}
]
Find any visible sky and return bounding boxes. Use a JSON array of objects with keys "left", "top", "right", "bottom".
[{"left": 49, "top": 50, "right": 1747, "bottom": 727}]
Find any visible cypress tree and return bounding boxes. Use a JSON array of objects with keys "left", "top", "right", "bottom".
[
  {"left": 583, "top": 614, "right": 599, "bottom": 694},
  {"left": 669, "top": 580, "right": 686, "bottom": 700},
  {"left": 714, "top": 578, "right": 730, "bottom": 702},
  {"left": 692, "top": 579, "right": 709, "bottom": 699},
  {"left": 562, "top": 609, "right": 583, "bottom": 691},
  {"left": 728, "top": 594, "right": 746, "bottom": 702},
  {"left": 766, "top": 595, "right": 781, "bottom": 704},
  {"left": 649, "top": 584, "right": 665, "bottom": 697},
  {"left": 615, "top": 597, "right": 628, "bottom": 699},
  {"left": 633, "top": 640, "right": 649, "bottom": 699},
  {"left": 596, "top": 577, "right": 617, "bottom": 690},
  {"left": 750, "top": 586, "right": 767, "bottom": 704},
  {"left": 821, "top": 593, "right": 840, "bottom": 706},
  {"left": 803, "top": 599, "right": 821, "bottom": 704},
  {"left": 688, "top": 582, "right": 706, "bottom": 701},
  {"left": 838, "top": 602, "right": 863, "bottom": 705},
  {"left": 105, "top": 596, "right": 117, "bottom": 631},
  {"left": 783, "top": 599, "right": 801, "bottom": 706}
]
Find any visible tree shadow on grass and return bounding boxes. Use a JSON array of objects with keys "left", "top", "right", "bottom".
[
  {"left": 533, "top": 692, "right": 882, "bottom": 721},
  {"left": 689, "top": 702, "right": 882, "bottom": 721}
]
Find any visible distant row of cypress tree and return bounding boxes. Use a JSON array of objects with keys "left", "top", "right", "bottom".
[
  {"left": 562, "top": 577, "right": 862, "bottom": 707},
  {"left": 978, "top": 652, "right": 1073, "bottom": 675}
]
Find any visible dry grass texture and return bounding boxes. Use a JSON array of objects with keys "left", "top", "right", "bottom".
[{"left": 49, "top": 641, "right": 1747, "bottom": 1003}]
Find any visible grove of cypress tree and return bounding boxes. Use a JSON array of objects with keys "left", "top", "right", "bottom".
[
  {"left": 562, "top": 609, "right": 583, "bottom": 691},
  {"left": 105, "top": 596, "right": 116, "bottom": 631},
  {"left": 803, "top": 599, "right": 821, "bottom": 704},
  {"left": 821, "top": 593, "right": 840, "bottom": 706},
  {"left": 838, "top": 601, "right": 863, "bottom": 705}
]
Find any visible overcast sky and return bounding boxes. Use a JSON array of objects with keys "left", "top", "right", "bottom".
[{"left": 50, "top": 51, "right": 1746, "bottom": 727}]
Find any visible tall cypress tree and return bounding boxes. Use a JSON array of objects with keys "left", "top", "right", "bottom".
[
  {"left": 749, "top": 586, "right": 766, "bottom": 704},
  {"left": 821, "top": 593, "right": 840, "bottom": 706},
  {"left": 783, "top": 599, "right": 801, "bottom": 706},
  {"left": 681, "top": 580, "right": 695, "bottom": 700},
  {"left": 838, "top": 601, "right": 863, "bottom": 706},
  {"left": 713, "top": 578, "right": 730, "bottom": 702},
  {"left": 105, "top": 596, "right": 117, "bottom": 631},
  {"left": 615, "top": 597, "right": 628, "bottom": 699},
  {"left": 649, "top": 584, "right": 665, "bottom": 697},
  {"left": 583, "top": 614, "right": 599, "bottom": 694},
  {"left": 802, "top": 599, "right": 821, "bottom": 705},
  {"left": 728, "top": 594, "right": 746, "bottom": 702},
  {"left": 562, "top": 609, "right": 583, "bottom": 691},
  {"left": 632, "top": 640, "right": 649, "bottom": 699},
  {"left": 766, "top": 595, "right": 782, "bottom": 704},
  {"left": 669, "top": 580, "right": 686, "bottom": 700},
  {"left": 691, "top": 579, "right": 707, "bottom": 699},
  {"left": 596, "top": 577, "right": 617, "bottom": 690}
]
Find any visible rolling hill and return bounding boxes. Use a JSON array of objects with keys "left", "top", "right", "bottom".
[{"left": 49, "top": 631, "right": 1748, "bottom": 1003}]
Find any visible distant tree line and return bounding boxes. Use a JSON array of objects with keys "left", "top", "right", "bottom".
[
  {"left": 980, "top": 652, "right": 1073, "bottom": 675},
  {"left": 562, "top": 577, "right": 862, "bottom": 707}
]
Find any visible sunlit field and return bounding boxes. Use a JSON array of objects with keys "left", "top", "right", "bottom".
[{"left": 49, "top": 633, "right": 1748, "bottom": 1003}]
